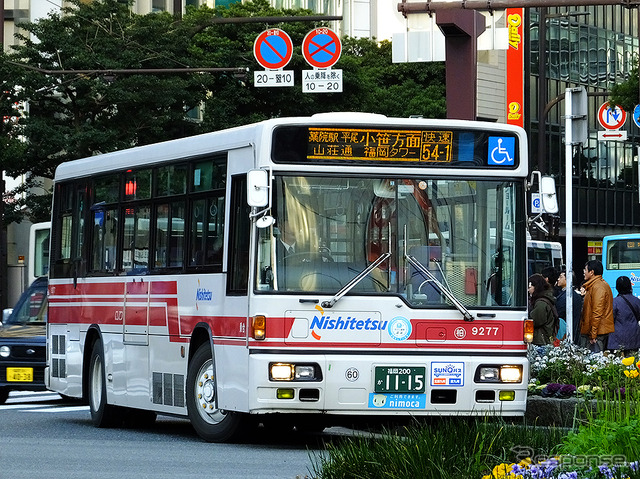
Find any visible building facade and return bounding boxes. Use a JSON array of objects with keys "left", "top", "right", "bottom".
[{"left": 528, "top": 6, "right": 639, "bottom": 270}]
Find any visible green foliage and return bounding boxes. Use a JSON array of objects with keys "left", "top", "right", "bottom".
[
  {"left": 610, "top": 64, "right": 639, "bottom": 112},
  {"left": 1, "top": 0, "right": 444, "bottom": 224},
  {"left": 7, "top": 0, "right": 206, "bottom": 174},
  {"left": 560, "top": 418, "right": 640, "bottom": 461},
  {"left": 310, "top": 418, "right": 565, "bottom": 479}
]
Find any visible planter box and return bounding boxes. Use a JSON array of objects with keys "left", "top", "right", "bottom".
[{"left": 525, "top": 396, "right": 599, "bottom": 427}]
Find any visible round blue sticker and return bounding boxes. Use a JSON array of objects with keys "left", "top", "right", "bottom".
[{"left": 387, "top": 316, "right": 411, "bottom": 341}]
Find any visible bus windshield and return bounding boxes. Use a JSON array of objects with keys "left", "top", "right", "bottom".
[
  {"left": 605, "top": 238, "right": 640, "bottom": 270},
  {"left": 256, "top": 175, "right": 524, "bottom": 308}
]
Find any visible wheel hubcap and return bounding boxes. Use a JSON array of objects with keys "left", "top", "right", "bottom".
[
  {"left": 90, "top": 355, "right": 102, "bottom": 412},
  {"left": 194, "top": 359, "right": 225, "bottom": 424}
]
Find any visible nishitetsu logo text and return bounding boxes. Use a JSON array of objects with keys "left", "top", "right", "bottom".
[
  {"left": 196, "top": 288, "right": 213, "bottom": 301},
  {"left": 311, "top": 315, "right": 387, "bottom": 331}
]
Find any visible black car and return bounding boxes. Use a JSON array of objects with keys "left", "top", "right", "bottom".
[{"left": 0, "top": 277, "right": 48, "bottom": 404}]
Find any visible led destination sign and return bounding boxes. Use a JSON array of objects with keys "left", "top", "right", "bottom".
[
  {"left": 308, "top": 127, "right": 453, "bottom": 163},
  {"left": 271, "top": 125, "right": 520, "bottom": 168}
]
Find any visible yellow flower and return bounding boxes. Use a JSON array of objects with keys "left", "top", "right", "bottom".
[
  {"left": 518, "top": 457, "right": 532, "bottom": 467},
  {"left": 622, "top": 356, "right": 635, "bottom": 366},
  {"left": 630, "top": 370, "right": 639, "bottom": 378},
  {"left": 636, "top": 360, "right": 640, "bottom": 370},
  {"left": 491, "top": 463, "right": 515, "bottom": 478}
]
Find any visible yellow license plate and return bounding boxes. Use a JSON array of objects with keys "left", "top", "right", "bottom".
[{"left": 7, "top": 367, "right": 33, "bottom": 382}]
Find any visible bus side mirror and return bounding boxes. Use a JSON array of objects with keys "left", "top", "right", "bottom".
[
  {"left": 2, "top": 308, "right": 12, "bottom": 325},
  {"left": 247, "top": 169, "right": 269, "bottom": 207},
  {"left": 540, "top": 176, "right": 558, "bottom": 214}
]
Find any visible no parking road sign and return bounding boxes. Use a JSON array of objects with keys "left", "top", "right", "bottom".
[
  {"left": 253, "top": 28, "right": 294, "bottom": 87},
  {"left": 254, "top": 28, "right": 293, "bottom": 70},
  {"left": 302, "top": 28, "right": 342, "bottom": 69}
]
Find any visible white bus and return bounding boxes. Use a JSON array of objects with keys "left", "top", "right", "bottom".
[
  {"left": 46, "top": 113, "right": 533, "bottom": 442},
  {"left": 527, "top": 238, "right": 563, "bottom": 277}
]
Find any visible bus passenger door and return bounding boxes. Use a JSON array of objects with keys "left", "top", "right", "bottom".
[{"left": 124, "top": 280, "right": 149, "bottom": 345}]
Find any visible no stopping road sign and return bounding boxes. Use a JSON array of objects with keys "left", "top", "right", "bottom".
[{"left": 302, "top": 28, "right": 341, "bottom": 69}]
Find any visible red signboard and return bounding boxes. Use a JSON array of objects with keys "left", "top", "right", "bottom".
[{"left": 505, "top": 9, "right": 524, "bottom": 128}]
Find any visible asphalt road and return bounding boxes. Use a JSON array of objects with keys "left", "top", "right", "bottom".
[{"left": 0, "top": 391, "right": 331, "bottom": 479}]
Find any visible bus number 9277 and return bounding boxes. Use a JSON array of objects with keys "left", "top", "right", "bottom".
[{"left": 45, "top": 113, "right": 553, "bottom": 442}]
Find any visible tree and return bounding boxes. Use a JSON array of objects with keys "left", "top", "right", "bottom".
[
  {"left": 1, "top": 58, "right": 28, "bottom": 223},
  {"left": 2, "top": 0, "right": 445, "bottom": 221},
  {"left": 190, "top": 3, "right": 445, "bottom": 130},
  {"left": 2, "top": 0, "right": 218, "bottom": 221},
  {"left": 610, "top": 64, "right": 638, "bottom": 112}
]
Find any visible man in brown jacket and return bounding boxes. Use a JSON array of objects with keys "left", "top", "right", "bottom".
[{"left": 579, "top": 260, "right": 614, "bottom": 352}]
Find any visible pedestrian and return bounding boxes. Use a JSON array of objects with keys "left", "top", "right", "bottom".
[
  {"left": 528, "top": 273, "right": 558, "bottom": 345},
  {"left": 579, "top": 260, "right": 614, "bottom": 353},
  {"left": 541, "top": 266, "right": 561, "bottom": 297},
  {"left": 607, "top": 275, "right": 640, "bottom": 355},
  {"left": 556, "top": 270, "right": 583, "bottom": 344}
]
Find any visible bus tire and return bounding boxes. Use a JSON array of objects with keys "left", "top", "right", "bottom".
[
  {"left": 186, "top": 343, "right": 245, "bottom": 442},
  {"left": 0, "top": 387, "right": 9, "bottom": 405},
  {"left": 88, "top": 339, "right": 119, "bottom": 427}
]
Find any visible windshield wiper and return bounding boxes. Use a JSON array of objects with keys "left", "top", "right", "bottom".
[
  {"left": 405, "top": 253, "right": 474, "bottom": 322},
  {"left": 321, "top": 252, "right": 391, "bottom": 309}
]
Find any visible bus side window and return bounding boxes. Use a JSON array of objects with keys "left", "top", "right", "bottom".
[
  {"left": 52, "top": 182, "right": 84, "bottom": 278},
  {"left": 123, "top": 205, "right": 150, "bottom": 274},
  {"left": 90, "top": 208, "right": 118, "bottom": 274}
]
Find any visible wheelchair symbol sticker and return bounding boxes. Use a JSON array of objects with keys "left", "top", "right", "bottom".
[{"left": 488, "top": 137, "right": 515, "bottom": 166}]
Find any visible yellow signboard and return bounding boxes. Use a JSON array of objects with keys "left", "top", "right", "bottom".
[{"left": 307, "top": 128, "right": 454, "bottom": 163}]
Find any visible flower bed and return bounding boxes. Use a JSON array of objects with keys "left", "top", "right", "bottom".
[
  {"left": 484, "top": 458, "right": 640, "bottom": 479},
  {"left": 483, "top": 341, "right": 640, "bottom": 479}
]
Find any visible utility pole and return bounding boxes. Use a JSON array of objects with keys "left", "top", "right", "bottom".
[
  {"left": 0, "top": 177, "right": 5, "bottom": 310},
  {"left": 1, "top": 0, "right": 7, "bottom": 309}
]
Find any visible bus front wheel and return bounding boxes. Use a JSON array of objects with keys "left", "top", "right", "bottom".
[{"left": 186, "top": 343, "right": 245, "bottom": 442}]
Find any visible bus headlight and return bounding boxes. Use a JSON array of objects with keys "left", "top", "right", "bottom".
[
  {"left": 476, "top": 365, "right": 522, "bottom": 383},
  {"left": 500, "top": 366, "right": 522, "bottom": 383},
  {"left": 294, "top": 365, "right": 316, "bottom": 380},
  {"left": 479, "top": 367, "right": 499, "bottom": 381},
  {"left": 271, "top": 363, "right": 294, "bottom": 380},
  {"left": 269, "top": 363, "right": 321, "bottom": 381}
]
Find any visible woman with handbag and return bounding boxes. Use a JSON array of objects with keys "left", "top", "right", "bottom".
[{"left": 607, "top": 275, "right": 640, "bottom": 355}]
